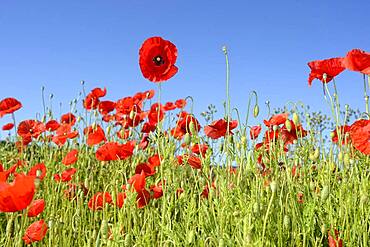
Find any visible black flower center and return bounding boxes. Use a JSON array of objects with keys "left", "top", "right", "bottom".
[{"left": 153, "top": 56, "right": 165, "bottom": 66}]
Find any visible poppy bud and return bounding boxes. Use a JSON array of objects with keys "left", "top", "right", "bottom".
[
  {"left": 186, "top": 230, "right": 195, "bottom": 244},
  {"left": 285, "top": 119, "right": 292, "bottom": 132},
  {"left": 321, "top": 224, "right": 327, "bottom": 235},
  {"left": 343, "top": 153, "right": 350, "bottom": 166},
  {"left": 100, "top": 220, "right": 109, "bottom": 240},
  {"left": 321, "top": 186, "right": 329, "bottom": 201},
  {"left": 106, "top": 125, "right": 112, "bottom": 136},
  {"left": 222, "top": 46, "right": 227, "bottom": 54},
  {"left": 283, "top": 215, "right": 290, "bottom": 230},
  {"left": 219, "top": 238, "right": 225, "bottom": 247},
  {"left": 309, "top": 181, "right": 315, "bottom": 191},
  {"left": 184, "top": 133, "right": 191, "bottom": 146},
  {"left": 253, "top": 105, "right": 259, "bottom": 118},
  {"left": 313, "top": 148, "right": 320, "bottom": 160},
  {"left": 124, "top": 233, "right": 132, "bottom": 246},
  {"left": 338, "top": 151, "right": 343, "bottom": 162},
  {"left": 270, "top": 181, "right": 278, "bottom": 194},
  {"left": 292, "top": 113, "right": 300, "bottom": 125},
  {"left": 80, "top": 80, "right": 85, "bottom": 85},
  {"left": 48, "top": 220, "right": 53, "bottom": 228},
  {"left": 360, "top": 193, "right": 369, "bottom": 204},
  {"left": 129, "top": 110, "right": 135, "bottom": 120},
  {"left": 329, "top": 131, "right": 335, "bottom": 139},
  {"left": 189, "top": 121, "right": 196, "bottom": 135},
  {"left": 241, "top": 136, "right": 246, "bottom": 145},
  {"left": 253, "top": 202, "right": 259, "bottom": 215},
  {"left": 6, "top": 215, "right": 14, "bottom": 238}
]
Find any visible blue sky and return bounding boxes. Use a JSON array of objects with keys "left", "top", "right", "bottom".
[{"left": 0, "top": 1, "right": 369, "bottom": 134}]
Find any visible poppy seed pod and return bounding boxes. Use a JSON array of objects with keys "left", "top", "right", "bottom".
[
  {"left": 253, "top": 105, "right": 259, "bottom": 118},
  {"left": 321, "top": 186, "right": 329, "bottom": 201}
]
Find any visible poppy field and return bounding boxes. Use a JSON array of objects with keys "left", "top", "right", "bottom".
[{"left": 0, "top": 37, "right": 370, "bottom": 246}]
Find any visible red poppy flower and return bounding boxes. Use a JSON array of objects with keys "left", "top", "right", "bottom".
[
  {"left": 139, "top": 36, "right": 178, "bottom": 82},
  {"left": 98, "top": 100, "right": 116, "bottom": 115},
  {"left": 128, "top": 171, "right": 146, "bottom": 193},
  {"left": 185, "top": 154, "right": 202, "bottom": 169},
  {"left": 138, "top": 134, "right": 150, "bottom": 149},
  {"left": 0, "top": 97, "right": 22, "bottom": 118},
  {"left": 60, "top": 113, "right": 76, "bottom": 126},
  {"left": 54, "top": 168, "right": 77, "bottom": 182},
  {"left": 328, "top": 229, "right": 343, "bottom": 247},
  {"left": 204, "top": 119, "right": 238, "bottom": 139},
  {"left": 84, "top": 125, "right": 106, "bottom": 146},
  {"left": 83, "top": 87, "right": 107, "bottom": 110},
  {"left": 22, "top": 220, "right": 48, "bottom": 245},
  {"left": 171, "top": 112, "right": 201, "bottom": 139},
  {"left": 0, "top": 163, "right": 18, "bottom": 182},
  {"left": 307, "top": 57, "right": 345, "bottom": 86},
  {"left": 163, "top": 102, "right": 176, "bottom": 111},
  {"left": 52, "top": 124, "right": 79, "bottom": 146},
  {"left": 62, "top": 149, "right": 79, "bottom": 166},
  {"left": 135, "top": 163, "right": 156, "bottom": 177},
  {"left": 144, "top": 89, "right": 155, "bottom": 99},
  {"left": 191, "top": 144, "right": 209, "bottom": 156},
  {"left": 2, "top": 123, "right": 14, "bottom": 131},
  {"left": 136, "top": 189, "right": 151, "bottom": 208},
  {"left": 147, "top": 103, "right": 165, "bottom": 125},
  {"left": 116, "top": 192, "right": 126, "bottom": 208},
  {"left": 0, "top": 174, "right": 35, "bottom": 212},
  {"left": 344, "top": 49, "right": 370, "bottom": 74},
  {"left": 150, "top": 182, "right": 163, "bottom": 199},
  {"left": 28, "top": 163, "right": 47, "bottom": 180},
  {"left": 263, "top": 113, "right": 289, "bottom": 127},
  {"left": 45, "top": 120, "right": 60, "bottom": 131},
  {"left": 17, "top": 120, "right": 45, "bottom": 139},
  {"left": 27, "top": 199, "right": 45, "bottom": 217},
  {"left": 95, "top": 141, "right": 135, "bottom": 161},
  {"left": 175, "top": 99, "right": 186, "bottom": 109},
  {"left": 88, "top": 192, "right": 113, "bottom": 211},
  {"left": 250, "top": 125, "right": 262, "bottom": 140},
  {"left": 350, "top": 119, "right": 370, "bottom": 155},
  {"left": 331, "top": 125, "right": 351, "bottom": 144}
]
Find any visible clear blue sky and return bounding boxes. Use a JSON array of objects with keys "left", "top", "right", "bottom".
[{"left": 0, "top": 1, "right": 369, "bottom": 133}]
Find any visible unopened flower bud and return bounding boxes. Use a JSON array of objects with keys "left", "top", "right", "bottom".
[
  {"left": 270, "top": 181, "right": 278, "bottom": 194},
  {"left": 292, "top": 113, "right": 300, "bottom": 125},
  {"left": 100, "top": 220, "right": 109, "bottom": 239},
  {"left": 129, "top": 110, "right": 135, "bottom": 120},
  {"left": 343, "top": 153, "right": 350, "bottom": 166},
  {"left": 283, "top": 215, "right": 290, "bottom": 230},
  {"left": 321, "top": 185, "right": 329, "bottom": 201},
  {"left": 285, "top": 119, "right": 292, "bottom": 132},
  {"left": 184, "top": 133, "right": 191, "bottom": 146},
  {"left": 253, "top": 105, "right": 259, "bottom": 118},
  {"left": 187, "top": 230, "right": 195, "bottom": 244},
  {"left": 338, "top": 151, "right": 343, "bottom": 162}
]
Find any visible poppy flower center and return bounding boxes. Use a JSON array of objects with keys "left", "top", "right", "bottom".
[{"left": 153, "top": 56, "right": 165, "bottom": 66}]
